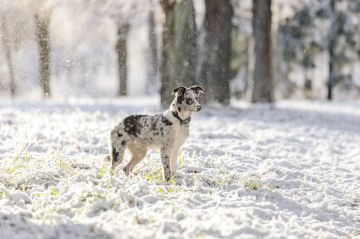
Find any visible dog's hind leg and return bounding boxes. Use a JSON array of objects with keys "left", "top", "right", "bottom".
[
  {"left": 123, "top": 139, "right": 148, "bottom": 177},
  {"left": 109, "top": 127, "right": 129, "bottom": 171},
  {"left": 110, "top": 142, "right": 126, "bottom": 171}
]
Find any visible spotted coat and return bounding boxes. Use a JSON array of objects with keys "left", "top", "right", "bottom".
[{"left": 104, "top": 85, "right": 204, "bottom": 181}]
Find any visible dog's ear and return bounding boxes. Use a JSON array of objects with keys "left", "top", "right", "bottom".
[
  {"left": 173, "top": 86, "right": 187, "bottom": 97},
  {"left": 189, "top": 85, "right": 205, "bottom": 95}
]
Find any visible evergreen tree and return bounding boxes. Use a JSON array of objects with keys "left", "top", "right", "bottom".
[
  {"left": 277, "top": 6, "right": 317, "bottom": 98},
  {"left": 278, "top": 0, "right": 360, "bottom": 100},
  {"left": 316, "top": 0, "right": 360, "bottom": 100}
]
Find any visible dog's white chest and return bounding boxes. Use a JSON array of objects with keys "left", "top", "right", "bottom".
[{"left": 173, "top": 124, "right": 189, "bottom": 147}]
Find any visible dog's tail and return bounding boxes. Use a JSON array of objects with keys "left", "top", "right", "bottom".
[{"left": 102, "top": 154, "right": 111, "bottom": 163}]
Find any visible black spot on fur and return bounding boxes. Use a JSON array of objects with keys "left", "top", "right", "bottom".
[
  {"left": 177, "top": 95, "right": 184, "bottom": 104},
  {"left": 123, "top": 115, "right": 146, "bottom": 137},
  {"left": 173, "top": 86, "right": 186, "bottom": 95},
  {"left": 162, "top": 116, "right": 172, "bottom": 126},
  {"left": 174, "top": 87, "right": 186, "bottom": 105},
  {"left": 151, "top": 114, "right": 161, "bottom": 131},
  {"left": 178, "top": 107, "right": 181, "bottom": 112},
  {"left": 160, "top": 127, "right": 163, "bottom": 131},
  {"left": 112, "top": 146, "right": 119, "bottom": 162},
  {"left": 151, "top": 123, "right": 156, "bottom": 131},
  {"left": 117, "top": 132, "right": 123, "bottom": 138},
  {"left": 121, "top": 141, "right": 126, "bottom": 145},
  {"left": 189, "top": 85, "right": 205, "bottom": 95}
]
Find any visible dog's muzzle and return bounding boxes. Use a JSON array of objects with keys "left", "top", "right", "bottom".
[{"left": 197, "top": 105, "right": 202, "bottom": 112}]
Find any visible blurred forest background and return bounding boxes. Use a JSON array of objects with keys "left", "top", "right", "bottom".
[{"left": 1, "top": 0, "right": 360, "bottom": 106}]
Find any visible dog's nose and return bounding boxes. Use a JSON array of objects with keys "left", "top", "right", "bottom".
[{"left": 197, "top": 105, "right": 202, "bottom": 111}]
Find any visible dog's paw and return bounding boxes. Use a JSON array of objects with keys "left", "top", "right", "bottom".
[
  {"left": 123, "top": 166, "right": 130, "bottom": 177},
  {"left": 163, "top": 173, "right": 173, "bottom": 182},
  {"left": 102, "top": 155, "right": 111, "bottom": 163}
]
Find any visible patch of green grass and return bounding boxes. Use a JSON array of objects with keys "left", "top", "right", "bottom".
[
  {"left": 179, "top": 148, "right": 183, "bottom": 163},
  {"left": 245, "top": 181, "right": 258, "bottom": 190}
]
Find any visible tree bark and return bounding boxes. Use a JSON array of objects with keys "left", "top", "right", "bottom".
[
  {"left": 200, "top": 0, "right": 233, "bottom": 104},
  {"left": 160, "top": 0, "right": 198, "bottom": 108},
  {"left": 327, "top": 0, "right": 335, "bottom": 101},
  {"left": 1, "top": 16, "right": 16, "bottom": 96},
  {"left": 35, "top": 14, "right": 51, "bottom": 97},
  {"left": 252, "top": 0, "right": 274, "bottom": 103},
  {"left": 327, "top": 45, "right": 335, "bottom": 100},
  {"left": 146, "top": 11, "right": 158, "bottom": 94},
  {"left": 116, "top": 24, "right": 130, "bottom": 96}
]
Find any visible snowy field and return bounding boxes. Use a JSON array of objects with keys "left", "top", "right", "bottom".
[{"left": 0, "top": 97, "right": 360, "bottom": 238}]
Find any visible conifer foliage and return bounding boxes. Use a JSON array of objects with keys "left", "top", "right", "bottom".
[{"left": 278, "top": 0, "right": 360, "bottom": 100}]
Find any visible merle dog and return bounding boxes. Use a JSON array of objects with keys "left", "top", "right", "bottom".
[{"left": 103, "top": 85, "right": 204, "bottom": 181}]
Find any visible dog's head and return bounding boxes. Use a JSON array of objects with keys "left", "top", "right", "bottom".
[{"left": 172, "top": 85, "right": 205, "bottom": 113}]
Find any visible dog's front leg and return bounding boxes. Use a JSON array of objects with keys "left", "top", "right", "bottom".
[
  {"left": 160, "top": 146, "right": 173, "bottom": 181},
  {"left": 170, "top": 147, "right": 180, "bottom": 173}
]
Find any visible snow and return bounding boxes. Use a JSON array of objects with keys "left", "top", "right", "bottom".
[{"left": 0, "top": 97, "right": 359, "bottom": 238}]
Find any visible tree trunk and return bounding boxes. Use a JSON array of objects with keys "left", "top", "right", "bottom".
[
  {"left": 252, "top": 0, "right": 274, "bottom": 103},
  {"left": 160, "top": 0, "right": 198, "bottom": 108},
  {"left": 246, "top": 37, "right": 255, "bottom": 101},
  {"left": 200, "top": 0, "right": 233, "bottom": 104},
  {"left": 146, "top": 11, "right": 158, "bottom": 94},
  {"left": 327, "top": 0, "right": 335, "bottom": 101},
  {"left": 35, "top": 14, "right": 51, "bottom": 97},
  {"left": 327, "top": 45, "right": 335, "bottom": 100},
  {"left": 1, "top": 16, "right": 16, "bottom": 96},
  {"left": 116, "top": 24, "right": 130, "bottom": 96},
  {"left": 327, "top": 84, "right": 332, "bottom": 100}
]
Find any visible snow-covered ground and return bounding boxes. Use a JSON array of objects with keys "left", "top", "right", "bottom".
[{"left": 0, "top": 97, "right": 359, "bottom": 238}]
